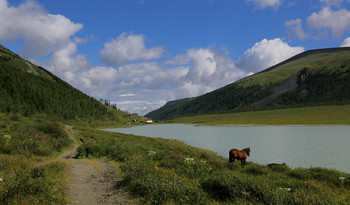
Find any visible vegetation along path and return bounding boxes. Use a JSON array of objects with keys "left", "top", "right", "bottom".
[{"left": 63, "top": 125, "right": 132, "bottom": 205}]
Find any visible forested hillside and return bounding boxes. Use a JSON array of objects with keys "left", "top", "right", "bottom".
[
  {"left": 0, "top": 44, "right": 125, "bottom": 119},
  {"left": 146, "top": 47, "right": 350, "bottom": 120}
]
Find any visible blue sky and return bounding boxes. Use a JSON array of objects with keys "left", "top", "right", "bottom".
[{"left": 1, "top": 0, "right": 350, "bottom": 115}]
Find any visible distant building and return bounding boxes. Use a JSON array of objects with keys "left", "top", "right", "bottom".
[
  {"left": 124, "top": 114, "right": 132, "bottom": 118},
  {"left": 142, "top": 118, "right": 153, "bottom": 123}
]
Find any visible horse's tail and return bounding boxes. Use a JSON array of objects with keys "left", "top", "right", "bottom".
[{"left": 229, "top": 150, "right": 233, "bottom": 163}]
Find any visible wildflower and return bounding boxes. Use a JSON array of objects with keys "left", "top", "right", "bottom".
[
  {"left": 0, "top": 177, "right": 3, "bottom": 182},
  {"left": 184, "top": 157, "right": 195, "bottom": 164},
  {"left": 339, "top": 177, "right": 345, "bottom": 181},
  {"left": 278, "top": 187, "right": 291, "bottom": 192},
  {"left": 148, "top": 151, "right": 156, "bottom": 156}
]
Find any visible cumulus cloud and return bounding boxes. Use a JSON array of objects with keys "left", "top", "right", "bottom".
[
  {"left": 341, "top": 37, "right": 350, "bottom": 47},
  {"left": 307, "top": 7, "right": 350, "bottom": 38},
  {"left": 42, "top": 42, "right": 118, "bottom": 96},
  {"left": 0, "top": 0, "right": 82, "bottom": 58},
  {"left": 103, "top": 47, "right": 248, "bottom": 114},
  {"left": 236, "top": 38, "right": 304, "bottom": 73},
  {"left": 246, "top": 0, "right": 281, "bottom": 9},
  {"left": 100, "top": 33, "right": 165, "bottom": 66},
  {"left": 285, "top": 19, "right": 308, "bottom": 40}
]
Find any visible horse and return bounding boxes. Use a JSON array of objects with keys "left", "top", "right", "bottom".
[{"left": 229, "top": 147, "right": 250, "bottom": 167}]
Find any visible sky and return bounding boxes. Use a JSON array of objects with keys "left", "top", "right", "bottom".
[{"left": 1, "top": 0, "right": 350, "bottom": 115}]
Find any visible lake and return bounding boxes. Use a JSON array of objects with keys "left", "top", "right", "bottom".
[{"left": 103, "top": 124, "right": 350, "bottom": 173}]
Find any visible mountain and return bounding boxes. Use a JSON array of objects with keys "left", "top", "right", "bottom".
[
  {"left": 0, "top": 44, "right": 126, "bottom": 120},
  {"left": 146, "top": 47, "right": 350, "bottom": 120}
]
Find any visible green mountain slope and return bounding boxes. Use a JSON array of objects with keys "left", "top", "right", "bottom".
[
  {"left": 146, "top": 47, "right": 350, "bottom": 120},
  {"left": 0, "top": 44, "right": 126, "bottom": 119}
]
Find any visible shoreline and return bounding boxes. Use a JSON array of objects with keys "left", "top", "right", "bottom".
[{"left": 193, "top": 123, "right": 350, "bottom": 127}]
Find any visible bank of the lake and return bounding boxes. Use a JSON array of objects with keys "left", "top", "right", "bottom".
[
  {"left": 80, "top": 124, "right": 350, "bottom": 204},
  {"left": 104, "top": 124, "right": 350, "bottom": 173},
  {"left": 169, "top": 104, "right": 350, "bottom": 125}
]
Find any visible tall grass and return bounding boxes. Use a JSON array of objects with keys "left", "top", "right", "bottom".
[
  {"left": 0, "top": 113, "right": 71, "bottom": 204},
  {"left": 0, "top": 114, "right": 72, "bottom": 156},
  {"left": 0, "top": 156, "right": 67, "bottom": 205}
]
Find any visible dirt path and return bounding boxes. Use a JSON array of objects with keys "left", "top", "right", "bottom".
[{"left": 63, "top": 125, "right": 133, "bottom": 205}]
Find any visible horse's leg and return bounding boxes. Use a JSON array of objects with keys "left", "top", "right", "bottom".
[{"left": 241, "top": 159, "right": 245, "bottom": 167}]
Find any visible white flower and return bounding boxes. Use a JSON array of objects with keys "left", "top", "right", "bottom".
[
  {"left": 0, "top": 177, "right": 3, "bottom": 182},
  {"left": 184, "top": 157, "right": 195, "bottom": 164},
  {"left": 278, "top": 187, "right": 291, "bottom": 191},
  {"left": 339, "top": 177, "right": 345, "bottom": 181},
  {"left": 148, "top": 151, "right": 156, "bottom": 157}
]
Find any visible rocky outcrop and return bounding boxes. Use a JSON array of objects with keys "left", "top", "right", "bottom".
[{"left": 250, "top": 68, "right": 310, "bottom": 108}]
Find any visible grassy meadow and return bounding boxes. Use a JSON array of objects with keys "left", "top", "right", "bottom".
[
  {"left": 75, "top": 126, "right": 350, "bottom": 204},
  {"left": 169, "top": 104, "right": 350, "bottom": 125},
  {"left": 1, "top": 111, "right": 350, "bottom": 204}
]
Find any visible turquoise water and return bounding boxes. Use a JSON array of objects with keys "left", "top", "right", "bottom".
[{"left": 104, "top": 124, "right": 350, "bottom": 173}]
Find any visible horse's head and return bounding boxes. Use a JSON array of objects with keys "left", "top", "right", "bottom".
[{"left": 245, "top": 147, "right": 250, "bottom": 156}]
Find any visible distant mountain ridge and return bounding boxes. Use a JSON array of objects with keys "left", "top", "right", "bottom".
[
  {"left": 146, "top": 47, "right": 350, "bottom": 120},
  {"left": 0, "top": 44, "right": 126, "bottom": 119}
]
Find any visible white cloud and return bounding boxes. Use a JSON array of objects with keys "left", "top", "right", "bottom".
[
  {"left": 41, "top": 42, "right": 118, "bottom": 96},
  {"left": 285, "top": 19, "right": 308, "bottom": 40},
  {"left": 103, "top": 47, "right": 248, "bottom": 115},
  {"left": 341, "top": 37, "right": 350, "bottom": 47},
  {"left": 237, "top": 38, "right": 304, "bottom": 73},
  {"left": 100, "top": 33, "right": 165, "bottom": 66},
  {"left": 120, "top": 94, "right": 135, "bottom": 97},
  {"left": 246, "top": 0, "right": 281, "bottom": 9},
  {"left": 307, "top": 7, "right": 350, "bottom": 38},
  {"left": 0, "top": 0, "right": 82, "bottom": 58}
]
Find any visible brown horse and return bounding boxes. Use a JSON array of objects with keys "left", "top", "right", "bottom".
[{"left": 229, "top": 147, "right": 250, "bottom": 167}]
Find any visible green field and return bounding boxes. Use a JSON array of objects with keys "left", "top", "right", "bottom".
[{"left": 170, "top": 104, "right": 350, "bottom": 125}]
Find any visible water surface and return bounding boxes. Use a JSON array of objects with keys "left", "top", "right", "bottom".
[{"left": 104, "top": 124, "right": 350, "bottom": 173}]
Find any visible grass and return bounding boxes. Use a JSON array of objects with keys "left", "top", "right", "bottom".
[
  {"left": 0, "top": 113, "right": 72, "bottom": 204},
  {"left": 170, "top": 104, "right": 350, "bottom": 125},
  {"left": 238, "top": 49, "right": 350, "bottom": 87},
  {"left": 74, "top": 126, "right": 350, "bottom": 204},
  {"left": 1, "top": 110, "right": 350, "bottom": 204},
  {"left": 0, "top": 156, "right": 68, "bottom": 205}
]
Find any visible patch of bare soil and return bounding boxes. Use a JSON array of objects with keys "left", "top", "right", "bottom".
[{"left": 63, "top": 125, "right": 134, "bottom": 205}]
